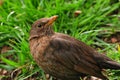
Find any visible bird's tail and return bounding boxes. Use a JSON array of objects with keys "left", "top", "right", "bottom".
[
  {"left": 101, "top": 60, "right": 120, "bottom": 70},
  {"left": 95, "top": 53, "right": 120, "bottom": 70}
]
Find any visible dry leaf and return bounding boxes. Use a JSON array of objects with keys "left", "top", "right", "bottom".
[
  {"left": 111, "top": 37, "right": 117, "bottom": 43},
  {"left": 117, "top": 44, "right": 120, "bottom": 52},
  {"left": 74, "top": 10, "right": 82, "bottom": 17}
]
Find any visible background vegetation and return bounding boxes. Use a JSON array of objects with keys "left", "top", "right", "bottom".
[{"left": 0, "top": 0, "right": 120, "bottom": 80}]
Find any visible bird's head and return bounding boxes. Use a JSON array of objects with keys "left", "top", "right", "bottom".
[{"left": 30, "top": 15, "right": 58, "bottom": 40}]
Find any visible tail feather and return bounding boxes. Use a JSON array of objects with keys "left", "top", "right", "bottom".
[
  {"left": 94, "top": 53, "right": 120, "bottom": 70},
  {"left": 101, "top": 61, "right": 120, "bottom": 70}
]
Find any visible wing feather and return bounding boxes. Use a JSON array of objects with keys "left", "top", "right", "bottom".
[{"left": 49, "top": 34, "right": 107, "bottom": 79}]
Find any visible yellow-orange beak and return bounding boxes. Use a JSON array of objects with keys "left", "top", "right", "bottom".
[{"left": 46, "top": 15, "right": 58, "bottom": 26}]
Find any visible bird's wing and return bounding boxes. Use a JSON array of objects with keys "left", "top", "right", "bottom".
[{"left": 49, "top": 34, "right": 107, "bottom": 79}]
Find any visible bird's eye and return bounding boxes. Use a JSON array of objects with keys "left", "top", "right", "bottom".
[{"left": 38, "top": 24, "right": 42, "bottom": 27}]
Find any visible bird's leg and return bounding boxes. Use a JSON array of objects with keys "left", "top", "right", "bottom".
[
  {"left": 45, "top": 74, "right": 51, "bottom": 80},
  {"left": 45, "top": 74, "right": 58, "bottom": 80},
  {"left": 82, "top": 76, "right": 102, "bottom": 80}
]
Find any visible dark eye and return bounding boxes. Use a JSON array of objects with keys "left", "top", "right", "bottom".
[{"left": 38, "top": 24, "right": 42, "bottom": 27}]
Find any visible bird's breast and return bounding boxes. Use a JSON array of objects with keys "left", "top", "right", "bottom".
[{"left": 29, "top": 36, "right": 50, "bottom": 63}]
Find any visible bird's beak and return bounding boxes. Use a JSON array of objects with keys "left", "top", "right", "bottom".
[{"left": 46, "top": 15, "right": 58, "bottom": 26}]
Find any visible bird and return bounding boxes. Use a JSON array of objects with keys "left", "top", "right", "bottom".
[{"left": 29, "top": 15, "right": 120, "bottom": 80}]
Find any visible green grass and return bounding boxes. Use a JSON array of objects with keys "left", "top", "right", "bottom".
[{"left": 0, "top": 0, "right": 120, "bottom": 80}]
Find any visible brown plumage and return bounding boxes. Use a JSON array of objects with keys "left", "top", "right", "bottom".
[{"left": 29, "top": 15, "right": 120, "bottom": 80}]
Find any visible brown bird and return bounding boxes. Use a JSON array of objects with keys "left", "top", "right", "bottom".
[{"left": 29, "top": 15, "right": 120, "bottom": 80}]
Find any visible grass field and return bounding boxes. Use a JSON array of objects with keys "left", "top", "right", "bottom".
[{"left": 0, "top": 0, "right": 120, "bottom": 80}]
